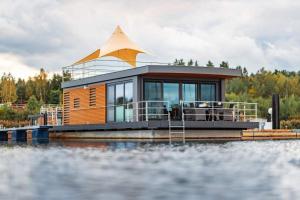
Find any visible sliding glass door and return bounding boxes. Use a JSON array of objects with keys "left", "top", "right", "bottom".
[
  {"left": 107, "top": 81, "right": 133, "bottom": 122},
  {"left": 163, "top": 83, "right": 179, "bottom": 111}
]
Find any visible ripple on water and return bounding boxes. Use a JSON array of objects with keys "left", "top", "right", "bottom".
[{"left": 0, "top": 140, "right": 300, "bottom": 200}]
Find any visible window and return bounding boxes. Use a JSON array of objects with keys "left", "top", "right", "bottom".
[
  {"left": 163, "top": 83, "right": 179, "bottom": 110},
  {"left": 89, "top": 88, "right": 96, "bottom": 107},
  {"left": 74, "top": 98, "right": 80, "bottom": 108},
  {"left": 116, "top": 84, "right": 124, "bottom": 122},
  {"left": 182, "top": 83, "right": 196, "bottom": 102},
  {"left": 107, "top": 81, "right": 133, "bottom": 122},
  {"left": 200, "top": 83, "right": 216, "bottom": 101},
  {"left": 125, "top": 82, "right": 133, "bottom": 121},
  {"left": 125, "top": 82, "right": 133, "bottom": 103},
  {"left": 144, "top": 82, "right": 162, "bottom": 101},
  {"left": 144, "top": 82, "right": 163, "bottom": 120},
  {"left": 107, "top": 85, "right": 115, "bottom": 122}
]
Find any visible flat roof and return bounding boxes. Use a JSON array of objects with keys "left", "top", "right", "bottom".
[{"left": 62, "top": 65, "right": 241, "bottom": 88}]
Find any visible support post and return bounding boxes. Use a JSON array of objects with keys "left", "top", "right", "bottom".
[{"left": 272, "top": 94, "right": 280, "bottom": 129}]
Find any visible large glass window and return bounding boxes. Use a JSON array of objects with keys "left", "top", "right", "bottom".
[
  {"left": 144, "top": 82, "right": 163, "bottom": 120},
  {"left": 107, "top": 81, "right": 133, "bottom": 122},
  {"left": 116, "top": 84, "right": 124, "bottom": 122},
  {"left": 182, "top": 83, "right": 196, "bottom": 102},
  {"left": 107, "top": 85, "right": 115, "bottom": 122},
  {"left": 200, "top": 83, "right": 216, "bottom": 101},
  {"left": 144, "top": 82, "right": 162, "bottom": 101},
  {"left": 125, "top": 82, "right": 133, "bottom": 121},
  {"left": 163, "top": 83, "right": 179, "bottom": 111}
]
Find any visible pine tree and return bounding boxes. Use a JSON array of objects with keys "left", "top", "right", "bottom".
[
  {"left": 220, "top": 61, "right": 229, "bottom": 68},
  {"left": 206, "top": 60, "right": 214, "bottom": 67},
  {"left": 194, "top": 60, "right": 199, "bottom": 67},
  {"left": 187, "top": 59, "right": 193, "bottom": 66}
]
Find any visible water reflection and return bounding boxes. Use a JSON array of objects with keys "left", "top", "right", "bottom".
[{"left": 1, "top": 140, "right": 300, "bottom": 200}]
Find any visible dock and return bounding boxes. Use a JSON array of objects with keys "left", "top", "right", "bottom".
[
  {"left": 0, "top": 126, "right": 52, "bottom": 142},
  {"left": 242, "top": 129, "right": 300, "bottom": 140}
]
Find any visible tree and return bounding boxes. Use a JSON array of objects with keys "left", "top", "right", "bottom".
[
  {"left": 25, "top": 78, "right": 35, "bottom": 100},
  {"left": 194, "top": 60, "right": 199, "bottom": 67},
  {"left": 206, "top": 60, "right": 214, "bottom": 67},
  {"left": 177, "top": 59, "right": 185, "bottom": 66},
  {"left": 16, "top": 78, "right": 26, "bottom": 103},
  {"left": 34, "top": 68, "right": 49, "bottom": 103},
  {"left": 0, "top": 73, "right": 17, "bottom": 103},
  {"left": 220, "top": 61, "right": 229, "bottom": 68},
  {"left": 49, "top": 90, "right": 61, "bottom": 104},
  {"left": 187, "top": 59, "right": 193, "bottom": 66},
  {"left": 26, "top": 95, "right": 41, "bottom": 114},
  {"left": 242, "top": 67, "right": 248, "bottom": 77},
  {"left": 49, "top": 74, "right": 63, "bottom": 91}
]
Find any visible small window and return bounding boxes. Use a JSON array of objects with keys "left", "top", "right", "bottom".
[
  {"left": 89, "top": 88, "right": 96, "bottom": 107},
  {"left": 74, "top": 98, "right": 80, "bottom": 108}
]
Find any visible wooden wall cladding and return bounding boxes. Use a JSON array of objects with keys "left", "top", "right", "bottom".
[{"left": 63, "top": 84, "right": 106, "bottom": 125}]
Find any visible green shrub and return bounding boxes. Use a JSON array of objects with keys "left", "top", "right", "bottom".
[{"left": 281, "top": 119, "right": 300, "bottom": 129}]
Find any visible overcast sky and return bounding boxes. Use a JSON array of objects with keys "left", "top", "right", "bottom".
[{"left": 0, "top": 0, "right": 299, "bottom": 78}]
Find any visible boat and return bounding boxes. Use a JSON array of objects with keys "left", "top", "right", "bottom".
[{"left": 51, "top": 26, "right": 259, "bottom": 141}]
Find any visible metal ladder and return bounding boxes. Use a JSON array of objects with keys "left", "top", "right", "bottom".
[{"left": 168, "top": 112, "right": 185, "bottom": 144}]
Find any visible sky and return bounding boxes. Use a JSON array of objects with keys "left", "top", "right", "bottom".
[{"left": 0, "top": 0, "right": 300, "bottom": 78}]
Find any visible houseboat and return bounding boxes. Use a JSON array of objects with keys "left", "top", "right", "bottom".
[{"left": 51, "top": 26, "right": 259, "bottom": 140}]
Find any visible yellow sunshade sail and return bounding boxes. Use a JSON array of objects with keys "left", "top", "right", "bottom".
[
  {"left": 72, "top": 26, "right": 145, "bottom": 67},
  {"left": 73, "top": 49, "right": 100, "bottom": 66}
]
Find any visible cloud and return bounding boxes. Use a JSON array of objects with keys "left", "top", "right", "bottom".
[
  {"left": 0, "top": 0, "right": 299, "bottom": 74},
  {"left": 0, "top": 53, "right": 39, "bottom": 79}
]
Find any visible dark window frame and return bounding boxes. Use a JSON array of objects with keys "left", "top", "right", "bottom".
[
  {"left": 106, "top": 80, "right": 133, "bottom": 122},
  {"left": 143, "top": 78, "right": 219, "bottom": 103}
]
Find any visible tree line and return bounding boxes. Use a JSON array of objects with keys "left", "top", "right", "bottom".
[
  {"left": 174, "top": 59, "right": 300, "bottom": 120},
  {"left": 0, "top": 68, "right": 63, "bottom": 105},
  {"left": 1, "top": 62, "right": 300, "bottom": 123}
]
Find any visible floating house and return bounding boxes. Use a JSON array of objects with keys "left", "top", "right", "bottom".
[{"left": 53, "top": 26, "right": 259, "bottom": 140}]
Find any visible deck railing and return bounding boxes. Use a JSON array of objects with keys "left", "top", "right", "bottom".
[
  {"left": 181, "top": 101, "right": 257, "bottom": 122},
  {"left": 62, "top": 59, "right": 169, "bottom": 81},
  {"left": 106, "top": 100, "right": 257, "bottom": 123}
]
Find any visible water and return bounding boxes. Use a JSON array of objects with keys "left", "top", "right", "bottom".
[{"left": 1, "top": 140, "right": 300, "bottom": 200}]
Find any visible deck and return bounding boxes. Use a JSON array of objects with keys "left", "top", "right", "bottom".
[{"left": 51, "top": 121, "right": 258, "bottom": 132}]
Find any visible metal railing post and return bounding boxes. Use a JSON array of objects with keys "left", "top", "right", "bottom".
[
  {"left": 145, "top": 101, "right": 149, "bottom": 122},
  {"left": 243, "top": 103, "right": 246, "bottom": 122},
  {"left": 255, "top": 103, "right": 258, "bottom": 121},
  {"left": 126, "top": 104, "right": 129, "bottom": 122},
  {"left": 212, "top": 102, "right": 214, "bottom": 121},
  {"left": 136, "top": 102, "right": 139, "bottom": 122}
]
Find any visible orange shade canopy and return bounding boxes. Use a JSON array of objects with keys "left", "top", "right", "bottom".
[{"left": 72, "top": 26, "right": 145, "bottom": 67}]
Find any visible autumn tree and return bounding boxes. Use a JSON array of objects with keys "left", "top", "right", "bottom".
[
  {"left": 34, "top": 68, "right": 49, "bottom": 103},
  {"left": 0, "top": 73, "right": 17, "bottom": 103}
]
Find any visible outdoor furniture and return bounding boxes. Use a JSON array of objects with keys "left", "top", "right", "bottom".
[
  {"left": 184, "top": 108, "right": 195, "bottom": 121},
  {"left": 195, "top": 103, "right": 208, "bottom": 121}
]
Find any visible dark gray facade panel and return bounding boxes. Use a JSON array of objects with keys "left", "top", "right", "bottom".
[
  {"left": 62, "top": 65, "right": 242, "bottom": 88},
  {"left": 221, "top": 79, "right": 226, "bottom": 101}
]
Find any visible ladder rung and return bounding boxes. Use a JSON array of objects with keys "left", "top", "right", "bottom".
[{"left": 170, "top": 131, "right": 185, "bottom": 133}]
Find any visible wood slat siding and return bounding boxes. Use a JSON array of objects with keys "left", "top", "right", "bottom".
[
  {"left": 63, "top": 92, "right": 70, "bottom": 124},
  {"left": 63, "top": 84, "right": 106, "bottom": 125}
]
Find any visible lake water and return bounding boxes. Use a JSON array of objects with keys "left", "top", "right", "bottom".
[{"left": 1, "top": 139, "right": 300, "bottom": 200}]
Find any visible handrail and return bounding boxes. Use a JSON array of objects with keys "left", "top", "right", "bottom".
[
  {"left": 181, "top": 100, "right": 257, "bottom": 122},
  {"left": 102, "top": 100, "right": 257, "bottom": 123},
  {"left": 62, "top": 59, "right": 170, "bottom": 81}
]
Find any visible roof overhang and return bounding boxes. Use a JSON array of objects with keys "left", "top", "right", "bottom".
[{"left": 62, "top": 65, "right": 241, "bottom": 89}]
